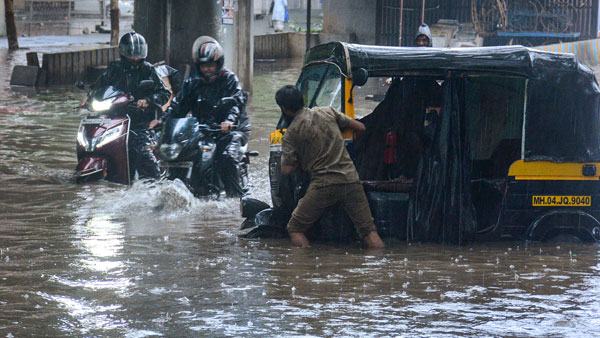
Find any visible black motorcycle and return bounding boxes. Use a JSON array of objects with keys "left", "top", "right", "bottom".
[{"left": 157, "top": 117, "right": 257, "bottom": 197}]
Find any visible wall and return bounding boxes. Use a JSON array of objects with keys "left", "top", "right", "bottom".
[
  {"left": 134, "top": 1, "right": 253, "bottom": 91},
  {"left": 321, "top": 0, "right": 377, "bottom": 44},
  {"left": 288, "top": 0, "right": 322, "bottom": 10},
  {"left": 221, "top": 17, "right": 236, "bottom": 72},
  {"left": 39, "top": 47, "right": 119, "bottom": 85},
  {"left": 134, "top": 0, "right": 168, "bottom": 64},
  {"left": 169, "top": 1, "right": 221, "bottom": 70},
  {"left": 134, "top": 0, "right": 221, "bottom": 70},
  {"left": 0, "top": 0, "right": 6, "bottom": 36},
  {"left": 254, "top": 0, "right": 270, "bottom": 15},
  {"left": 254, "top": 32, "right": 318, "bottom": 59}
]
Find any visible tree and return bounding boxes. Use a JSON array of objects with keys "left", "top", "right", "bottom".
[
  {"left": 4, "top": 0, "right": 19, "bottom": 50},
  {"left": 110, "top": 0, "right": 119, "bottom": 46}
]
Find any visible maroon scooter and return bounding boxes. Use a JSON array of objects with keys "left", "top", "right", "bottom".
[{"left": 75, "top": 80, "right": 155, "bottom": 185}]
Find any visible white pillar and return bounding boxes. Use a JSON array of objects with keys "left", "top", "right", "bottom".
[{"left": 0, "top": 0, "right": 6, "bottom": 37}]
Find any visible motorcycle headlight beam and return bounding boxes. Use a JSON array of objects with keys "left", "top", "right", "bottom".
[
  {"left": 91, "top": 98, "right": 113, "bottom": 112},
  {"left": 159, "top": 143, "right": 183, "bottom": 161}
]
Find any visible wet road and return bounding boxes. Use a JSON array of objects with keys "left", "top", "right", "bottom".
[{"left": 0, "top": 47, "right": 600, "bottom": 337}]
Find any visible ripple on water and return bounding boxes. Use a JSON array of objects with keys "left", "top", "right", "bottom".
[{"left": 75, "top": 178, "right": 241, "bottom": 221}]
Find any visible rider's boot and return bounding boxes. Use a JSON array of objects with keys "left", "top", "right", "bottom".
[{"left": 222, "top": 159, "right": 245, "bottom": 198}]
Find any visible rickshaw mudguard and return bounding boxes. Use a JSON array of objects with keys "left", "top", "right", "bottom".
[{"left": 509, "top": 160, "right": 600, "bottom": 181}]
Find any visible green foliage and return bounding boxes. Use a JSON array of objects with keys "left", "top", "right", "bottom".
[{"left": 288, "top": 22, "right": 323, "bottom": 33}]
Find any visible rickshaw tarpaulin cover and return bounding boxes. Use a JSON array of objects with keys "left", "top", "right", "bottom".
[
  {"left": 306, "top": 43, "right": 600, "bottom": 162},
  {"left": 306, "top": 43, "right": 600, "bottom": 243}
]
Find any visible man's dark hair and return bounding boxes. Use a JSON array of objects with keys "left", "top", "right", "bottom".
[{"left": 275, "top": 85, "right": 304, "bottom": 112}]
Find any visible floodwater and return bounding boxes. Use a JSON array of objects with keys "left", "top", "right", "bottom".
[{"left": 0, "top": 47, "right": 600, "bottom": 338}]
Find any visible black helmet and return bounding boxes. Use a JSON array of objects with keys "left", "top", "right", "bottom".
[
  {"left": 119, "top": 32, "right": 148, "bottom": 59},
  {"left": 192, "top": 36, "right": 224, "bottom": 71}
]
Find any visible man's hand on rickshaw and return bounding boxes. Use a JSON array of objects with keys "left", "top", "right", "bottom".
[
  {"left": 221, "top": 121, "right": 233, "bottom": 133},
  {"left": 137, "top": 99, "right": 149, "bottom": 109},
  {"left": 148, "top": 119, "right": 161, "bottom": 130},
  {"left": 348, "top": 119, "right": 366, "bottom": 133}
]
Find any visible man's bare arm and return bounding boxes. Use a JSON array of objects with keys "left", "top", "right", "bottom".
[{"left": 348, "top": 119, "right": 366, "bottom": 132}]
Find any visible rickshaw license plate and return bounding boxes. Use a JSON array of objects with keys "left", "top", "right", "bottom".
[{"left": 532, "top": 195, "right": 591, "bottom": 207}]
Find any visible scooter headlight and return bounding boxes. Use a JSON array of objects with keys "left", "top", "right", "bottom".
[
  {"left": 77, "top": 125, "right": 89, "bottom": 149},
  {"left": 94, "top": 125, "right": 124, "bottom": 149},
  {"left": 91, "top": 98, "right": 113, "bottom": 112},
  {"left": 159, "top": 143, "right": 183, "bottom": 161}
]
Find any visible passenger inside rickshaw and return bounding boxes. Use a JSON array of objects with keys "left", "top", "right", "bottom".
[
  {"left": 354, "top": 77, "right": 443, "bottom": 186},
  {"left": 353, "top": 74, "right": 525, "bottom": 228}
]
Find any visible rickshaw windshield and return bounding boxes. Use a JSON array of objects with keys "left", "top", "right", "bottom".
[{"left": 296, "top": 64, "right": 343, "bottom": 111}]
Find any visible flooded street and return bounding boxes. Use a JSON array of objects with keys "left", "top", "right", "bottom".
[{"left": 1, "top": 47, "right": 600, "bottom": 337}]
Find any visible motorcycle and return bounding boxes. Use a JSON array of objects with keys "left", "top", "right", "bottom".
[
  {"left": 75, "top": 80, "right": 158, "bottom": 185},
  {"left": 156, "top": 99, "right": 258, "bottom": 197}
]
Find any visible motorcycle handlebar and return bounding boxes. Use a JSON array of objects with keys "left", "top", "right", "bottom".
[
  {"left": 197, "top": 124, "right": 222, "bottom": 133},
  {"left": 127, "top": 99, "right": 162, "bottom": 111},
  {"left": 197, "top": 123, "right": 239, "bottom": 133}
]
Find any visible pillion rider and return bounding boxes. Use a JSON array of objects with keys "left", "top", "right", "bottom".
[
  {"left": 92, "top": 32, "right": 170, "bottom": 179},
  {"left": 276, "top": 85, "right": 385, "bottom": 249},
  {"left": 155, "top": 36, "right": 251, "bottom": 198}
]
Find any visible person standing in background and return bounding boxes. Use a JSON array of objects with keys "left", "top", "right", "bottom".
[
  {"left": 415, "top": 23, "right": 433, "bottom": 47},
  {"left": 272, "top": 0, "right": 288, "bottom": 32}
]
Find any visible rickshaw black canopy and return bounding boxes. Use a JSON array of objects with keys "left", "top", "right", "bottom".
[
  {"left": 306, "top": 42, "right": 587, "bottom": 78},
  {"left": 305, "top": 42, "right": 600, "bottom": 163}
]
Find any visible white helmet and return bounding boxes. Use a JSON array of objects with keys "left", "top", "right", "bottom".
[{"left": 192, "top": 36, "right": 224, "bottom": 71}]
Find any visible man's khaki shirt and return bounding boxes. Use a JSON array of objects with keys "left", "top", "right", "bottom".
[{"left": 281, "top": 106, "right": 360, "bottom": 187}]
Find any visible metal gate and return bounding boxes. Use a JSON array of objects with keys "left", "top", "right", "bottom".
[
  {"left": 376, "top": 0, "right": 599, "bottom": 47},
  {"left": 376, "top": 0, "right": 471, "bottom": 46}
]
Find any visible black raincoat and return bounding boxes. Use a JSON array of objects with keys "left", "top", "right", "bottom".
[
  {"left": 162, "top": 68, "right": 250, "bottom": 132},
  {"left": 163, "top": 68, "right": 251, "bottom": 197},
  {"left": 93, "top": 59, "right": 170, "bottom": 179},
  {"left": 93, "top": 59, "right": 170, "bottom": 130}
]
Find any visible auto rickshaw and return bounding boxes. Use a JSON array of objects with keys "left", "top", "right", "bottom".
[{"left": 241, "top": 42, "right": 600, "bottom": 244}]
